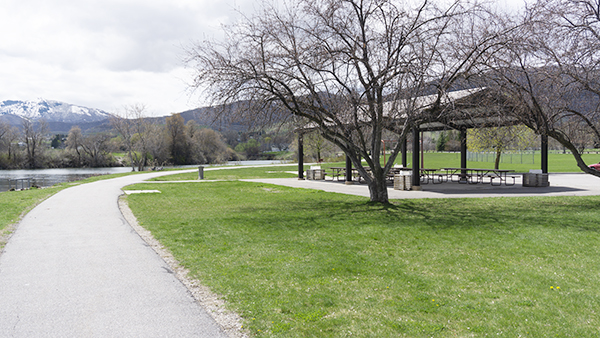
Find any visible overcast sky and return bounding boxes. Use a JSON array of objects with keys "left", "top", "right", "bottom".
[{"left": 0, "top": 0, "right": 527, "bottom": 117}]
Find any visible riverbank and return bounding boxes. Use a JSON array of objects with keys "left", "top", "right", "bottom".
[
  {"left": 0, "top": 161, "right": 291, "bottom": 192},
  {"left": 0, "top": 167, "right": 133, "bottom": 192}
]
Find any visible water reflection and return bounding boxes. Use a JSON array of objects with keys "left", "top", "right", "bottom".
[{"left": 0, "top": 167, "right": 132, "bottom": 192}]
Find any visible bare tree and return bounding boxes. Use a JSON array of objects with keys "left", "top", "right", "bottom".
[
  {"left": 0, "top": 120, "right": 12, "bottom": 167},
  {"left": 191, "top": 128, "right": 230, "bottom": 164},
  {"left": 22, "top": 119, "right": 48, "bottom": 169},
  {"left": 166, "top": 113, "right": 191, "bottom": 164},
  {"left": 187, "top": 0, "right": 506, "bottom": 203},
  {"left": 110, "top": 104, "right": 152, "bottom": 171},
  {"left": 304, "top": 132, "right": 335, "bottom": 162},
  {"left": 0, "top": 120, "right": 8, "bottom": 143},
  {"left": 145, "top": 123, "right": 170, "bottom": 168},
  {"left": 468, "top": 126, "right": 537, "bottom": 169},
  {"left": 186, "top": 120, "right": 200, "bottom": 140},
  {"left": 479, "top": 0, "right": 600, "bottom": 176},
  {"left": 67, "top": 126, "right": 84, "bottom": 166},
  {"left": 0, "top": 122, "right": 21, "bottom": 167},
  {"left": 4, "top": 126, "right": 19, "bottom": 165},
  {"left": 81, "top": 134, "right": 112, "bottom": 167}
]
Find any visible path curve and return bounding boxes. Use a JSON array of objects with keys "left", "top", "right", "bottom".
[{"left": 0, "top": 170, "right": 228, "bottom": 337}]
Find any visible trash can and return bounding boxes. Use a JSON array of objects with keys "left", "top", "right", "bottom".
[
  {"left": 393, "top": 173, "right": 412, "bottom": 190},
  {"left": 198, "top": 166, "right": 204, "bottom": 180},
  {"left": 522, "top": 170, "right": 549, "bottom": 187},
  {"left": 306, "top": 168, "right": 325, "bottom": 180},
  {"left": 313, "top": 169, "right": 325, "bottom": 180}
]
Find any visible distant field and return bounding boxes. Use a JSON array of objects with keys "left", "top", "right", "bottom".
[
  {"left": 410, "top": 151, "right": 600, "bottom": 172},
  {"left": 150, "top": 152, "right": 599, "bottom": 182},
  {"left": 369, "top": 151, "right": 598, "bottom": 173},
  {"left": 316, "top": 151, "right": 600, "bottom": 173}
]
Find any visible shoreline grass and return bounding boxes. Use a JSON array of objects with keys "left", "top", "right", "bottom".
[
  {"left": 0, "top": 186, "right": 64, "bottom": 234},
  {"left": 125, "top": 180, "right": 600, "bottom": 337}
]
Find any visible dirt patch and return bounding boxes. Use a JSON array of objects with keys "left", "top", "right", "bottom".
[{"left": 118, "top": 197, "right": 248, "bottom": 338}]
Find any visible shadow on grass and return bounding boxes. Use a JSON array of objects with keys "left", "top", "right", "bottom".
[
  {"left": 132, "top": 180, "right": 600, "bottom": 235},
  {"left": 229, "top": 183, "right": 600, "bottom": 234}
]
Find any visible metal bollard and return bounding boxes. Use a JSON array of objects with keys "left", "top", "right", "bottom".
[{"left": 198, "top": 166, "right": 204, "bottom": 180}]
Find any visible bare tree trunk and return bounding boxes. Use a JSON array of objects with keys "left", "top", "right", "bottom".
[
  {"left": 549, "top": 130, "right": 600, "bottom": 177},
  {"left": 495, "top": 148, "right": 502, "bottom": 169},
  {"left": 367, "top": 173, "right": 389, "bottom": 203},
  {"left": 22, "top": 120, "right": 47, "bottom": 169}
]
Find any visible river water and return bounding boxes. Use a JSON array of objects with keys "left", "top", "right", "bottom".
[
  {"left": 0, "top": 160, "right": 290, "bottom": 192},
  {"left": 0, "top": 167, "right": 133, "bottom": 192}
]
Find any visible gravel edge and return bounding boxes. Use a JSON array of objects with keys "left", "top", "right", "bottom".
[{"left": 118, "top": 196, "right": 248, "bottom": 338}]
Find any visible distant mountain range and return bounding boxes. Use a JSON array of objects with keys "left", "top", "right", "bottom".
[
  {"left": 0, "top": 99, "right": 117, "bottom": 134},
  {"left": 0, "top": 99, "right": 257, "bottom": 134},
  {"left": 0, "top": 99, "right": 111, "bottom": 123}
]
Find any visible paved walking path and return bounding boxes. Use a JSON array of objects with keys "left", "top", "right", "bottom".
[{"left": 0, "top": 170, "right": 227, "bottom": 337}]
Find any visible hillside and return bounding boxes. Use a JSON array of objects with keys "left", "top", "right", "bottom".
[{"left": 0, "top": 98, "right": 284, "bottom": 135}]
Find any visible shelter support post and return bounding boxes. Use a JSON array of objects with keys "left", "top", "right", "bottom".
[
  {"left": 541, "top": 133, "right": 548, "bottom": 174},
  {"left": 401, "top": 138, "right": 407, "bottom": 167},
  {"left": 460, "top": 129, "right": 468, "bottom": 182},
  {"left": 421, "top": 131, "right": 424, "bottom": 168},
  {"left": 345, "top": 155, "right": 353, "bottom": 184},
  {"left": 412, "top": 127, "right": 421, "bottom": 189},
  {"left": 298, "top": 132, "right": 304, "bottom": 180}
]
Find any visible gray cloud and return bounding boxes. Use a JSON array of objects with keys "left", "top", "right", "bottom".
[
  {"left": 0, "top": 0, "right": 525, "bottom": 116},
  {"left": 0, "top": 0, "right": 254, "bottom": 115}
]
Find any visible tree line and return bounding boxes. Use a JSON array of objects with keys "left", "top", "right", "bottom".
[{"left": 0, "top": 106, "right": 287, "bottom": 170}]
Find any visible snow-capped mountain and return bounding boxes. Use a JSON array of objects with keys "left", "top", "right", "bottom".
[{"left": 0, "top": 99, "right": 111, "bottom": 124}]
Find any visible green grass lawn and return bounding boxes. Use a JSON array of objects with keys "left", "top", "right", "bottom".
[
  {"left": 387, "top": 151, "right": 600, "bottom": 172},
  {"left": 0, "top": 186, "right": 64, "bottom": 233},
  {"left": 125, "top": 180, "right": 600, "bottom": 337}
]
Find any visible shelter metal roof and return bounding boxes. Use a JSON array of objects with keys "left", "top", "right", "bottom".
[{"left": 298, "top": 87, "right": 520, "bottom": 133}]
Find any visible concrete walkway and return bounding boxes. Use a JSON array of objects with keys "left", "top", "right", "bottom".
[
  {"left": 245, "top": 173, "right": 600, "bottom": 199},
  {"left": 0, "top": 170, "right": 227, "bottom": 337}
]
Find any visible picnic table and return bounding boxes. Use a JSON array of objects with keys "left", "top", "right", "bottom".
[
  {"left": 330, "top": 166, "right": 398, "bottom": 182},
  {"left": 441, "top": 168, "right": 516, "bottom": 185},
  {"left": 330, "top": 166, "right": 441, "bottom": 184},
  {"left": 328, "top": 166, "right": 515, "bottom": 186},
  {"left": 329, "top": 167, "right": 348, "bottom": 181},
  {"left": 418, "top": 168, "right": 444, "bottom": 184}
]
